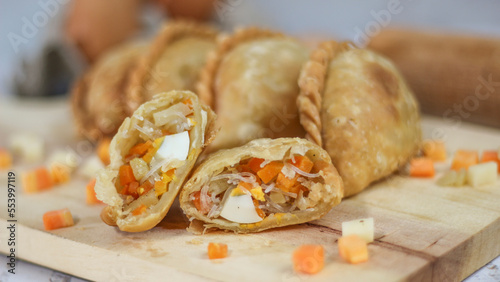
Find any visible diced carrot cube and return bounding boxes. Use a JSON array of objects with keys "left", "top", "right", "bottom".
[
  {"left": 451, "top": 150, "right": 478, "bottom": 171},
  {"left": 481, "top": 151, "right": 500, "bottom": 173},
  {"left": 23, "top": 167, "right": 54, "bottom": 193},
  {"left": 237, "top": 164, "right": 252, "bottom": 173},
  {"left": 208, "top": 242, "right": 228, "bottom": 259},
  {"left": 86, "top": 179, "right": 102, "bottom": 204},
  {"left": 338, "top": 234, "right": 369, "bottom": 264},
  {"left": 409, "top": 157, "right": 435, "bottom": 177},
  {"left": 50, "top": 164, "right": 71, "bottom": 184},
  {"left": 192, "top": 191, "right": 212, "bottom": 215},
  {"left": 293, "top": 245, "right": 324, "bottom": 274},
  {"left": 236, "top": 181, "right": 253, "bottom": 191},
  {"left": 119, "top": 165, "right": 136, "bottom": 186},
  {"left": 182, "top": 99, "right": 193, "bottom": 107},
  {"left": 43, "top": 208, "right": 74, "bottom": 230},
  {"left": 0, "top": 149, "right": 12, "bottom": 169},
  {"left": 423, "top": 140, "right": 447, "bottom": 162},
  {"left": 257, "top": 161, "right": 284, "bottom": 184},
  {"left": 97, "top": 138, "right": 111, "bottom": 165},
  {"left": 128, "top": 140, "right": 152, "bottom": 157},
  {"left": 248, "top": 158, "right": 265, "bottom": 173},
  {"left": 132, "top": 204, "right": 147, "bottom": 216},
  {"left": 289, "top": 155, "right": 314, "bottom": 173},
  {"left": 276, "top": 172, "right": 296, "bottom": 190}
]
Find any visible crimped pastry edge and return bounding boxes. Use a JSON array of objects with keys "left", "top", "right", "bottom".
[
  {"left": 296, "top": 41, "right": 353, "bottom": 147},
  {"left": 126, "top": 20, "right": 218, "bottom": 114}
]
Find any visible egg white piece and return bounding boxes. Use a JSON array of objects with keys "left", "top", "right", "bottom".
[
  {"left": 220, "top": 193, "right": 263, "bottom": 224},
  {"left": 155, "top": 131, "right": 190, "bottom": 162}
]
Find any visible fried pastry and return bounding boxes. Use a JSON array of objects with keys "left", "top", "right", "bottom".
[
  {"left": 197, "top": 28, "right": 309, "bottom": 151},
  {"left": 180, "top": 138, "right": 343, "bottom": 233},
  {"left": 298, "top": 41, "right": 421, "bottom": 197},
  {"left": 95, "top": 90, "right": 216, "bottom": 232},
  {"left": 126, "top": 21, "right": 217, "bottom": 113},
  {"left": 71, "top": 41, "right": 147, "bottom": 141}
]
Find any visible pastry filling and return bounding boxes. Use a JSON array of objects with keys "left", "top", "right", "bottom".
[
  {"left": 116, "top": 99, "right": 205, "bottom": 215},
  {"left": 190, "top": 154, "right": 325, "bottom": 224}
]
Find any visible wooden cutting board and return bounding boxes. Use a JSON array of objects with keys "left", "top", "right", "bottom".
[{"left": 0, "top": 98, "right": 499, "bottom": 281}]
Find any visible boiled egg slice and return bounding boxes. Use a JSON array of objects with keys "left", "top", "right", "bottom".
[
  {"left": 154, "top": 131, "right": 190, "bottom": 162},
  {"left": 219, "top": 193, "right": 263, "bottom": 224}
]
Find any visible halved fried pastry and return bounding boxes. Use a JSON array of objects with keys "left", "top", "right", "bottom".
[
  {"left": 197, "top": 28, "right": 308, "bottom": 152},
  {"left": 180, "top": 138, "right": 343, "bottom": 233},
  {"left": 71, "top": 41, "right": 147, "bottom": 141},
  {"left": 298, "top": 41, "right": 421, "bottom": 197},
  {"left": 126, "top": 21, "right": 217, "bottom": 114},
  {"left": 95, "top": 90, "right": 216, "bottom": 232}
]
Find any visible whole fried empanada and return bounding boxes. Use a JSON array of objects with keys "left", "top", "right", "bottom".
[
  {"left": 126, "top": 21, "right": 217, "bottom": 113},
  {"left": 180, "top": 138, "right": 343, "bottom": 233},
  {"left": 95, "top": 90, "right": 216, "bottom": 232},
  {"left": 197, "top": 28, "right": 308, "bottom": 152},
  {"left": 72, "top": 41, "right": 147, "bottom": 141},
  {"left": 298, "top": 41, "right": 421, "bottom": 197}
]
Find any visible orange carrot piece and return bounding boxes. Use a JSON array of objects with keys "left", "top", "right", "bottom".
[
  {"left": 0, "top": 148, "right": 12, "bottom": 169},
  {"left": 128, "top": 140, "right": 152, "bottom": 157},
  {"left": 23, "top": 167, "right": 54, "bottom": 193},
  {"left": 409, "top": 157, "right": 435, "bottom": 177},
  {"left": 253, "top": 199, "right": 266, "bottom": 218},
  {"left": 132, "top": 204, "right": 147, "bottom": 216},
  {"left": 192, "top": 191, "right": 212, "bottom": 214},
  {"left": 338, "top": 234, "right": 369, "bottom": 264},
  {"left": 50, "top": 164, "right": 71, "bottom": 185},
  {"left": 36, "top": 167, "right": 54, "bottom": 190},
  {"left": 290, "top": 155, "right": 314, "bottom": 173},
  {"left": 248, "top": 158, "right": 265, "bottom": 173},
  {"left": 293, "top": 245, "right": 325, "bottom": 274},
  {"left": 97, "top": 138, "right": 111, "bottom": 165},
  {"left": 481, "top": 151, "right": 500, "bottom": 173},
  {"left": 423, "top": 140, "right": 447, "bottom": 162},
  {"left": 86, "top": 179, "right": 102, "bottom": 204},
  {"left": 43, "top": 208, "right": 74, "bottom": 230},
  {"left": 182, "top": 99, "right": 193, "bottom": 107},
  {"left": 451, "top": 150, "right": 478, "bottom": 171},
  {"left": 119, "top": 165, "right": 136, "bottom": 186},
  {"left": 257, "top": 161, "right": 284, "bottom": 184},
  {"left": 276, "top": 172, "right": 296, "bottom": 190},
  {"left": 236, "top": 181, "right": 253, "bottom": 191},
  {"left": 208, "top": 243, "right": 228, "bottom": 259}
]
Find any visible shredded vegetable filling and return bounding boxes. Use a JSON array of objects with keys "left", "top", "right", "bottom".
[
  {"left": 116, "top": 99, "right": 196, "bottom": 214},
  {"left": 190, "top": 155, "right": 324, "bottom": 224}
]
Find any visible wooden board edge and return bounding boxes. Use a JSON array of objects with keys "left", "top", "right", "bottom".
[{"left": 0, "top": 220, "right": 207, "bottom": 281}]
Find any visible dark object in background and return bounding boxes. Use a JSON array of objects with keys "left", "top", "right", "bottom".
[
  {"left": 154, "top": 0, "right": 215, "bottom": 21},
  {"left": 14, "top": 44, "right": 83, "bottom": 97},
  {"left": 368, "top": 29, "right": 500, "bottom": 129}
]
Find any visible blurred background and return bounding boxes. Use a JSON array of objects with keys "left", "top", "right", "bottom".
[{"left": 1, "top": 0, "right": 499, "bottom": 97}]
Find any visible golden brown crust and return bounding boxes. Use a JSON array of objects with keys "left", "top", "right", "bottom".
[
  {"left": 180, "top": 138, "right": 344, "bottom": 233},
  {"left": 196, "top": 27, "right": 286, "bottom": 109},
  {"left": 298, "top": 41, "right": 422, "bottom": 197},
  {"left": 297, "top": 41, "right": 353, "bottom": 146},
  {"left": 71, "top": 42, "right": 146, "bottom": 142},
  {"left": 71, "top": 72, "right": 95, "bottom": 140},
  {"left": 126, "top": 20, "right": 218, "bottom": 114},
  {"left": 95, "top": 90, "right": 217, "bottom": 232}
]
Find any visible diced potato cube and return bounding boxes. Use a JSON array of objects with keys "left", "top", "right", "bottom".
[
  {"left": 130, "top": 157, "right": 149, "bottom": 180},
  {"left": 342, "top": 218, "right": 374, "bottom": 243},
  {"left": 467, "top": 162, "right": 498, "bottom": 187},
  {"left": 8, "top": 133, "right": 44, "bottom": 163},
  {"left": 79, "top": 156, "right": 104, "bottom": 179},
  {"left": 47, "top": 149, "right": 79, "bottom": 172},
  {"left": 269, "top": 191, "right": 286, "bottom": 204}
]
